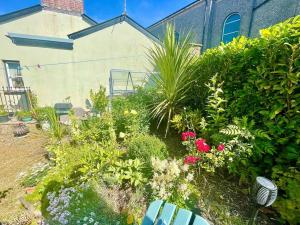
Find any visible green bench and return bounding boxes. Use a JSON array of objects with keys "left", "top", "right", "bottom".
[{"left": 142, "top": 200, "right": 210, "bottom": 225}]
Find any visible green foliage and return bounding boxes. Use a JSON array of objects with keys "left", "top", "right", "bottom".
[
  {"left": 126, "top": 134, "right": 168, "bottom": 172},
  {"left": 206, "top": 74, "right": 227, "bottom": 129},
  {"left": 28, "top": 90, "right": 38, "bottom": 109},
  {"left": 43, "top": 183, "right": 125, "bottom": 225},
  {"left": 16, "top": 110, "right": 32, "bottom": 120},
  {"left": 272, "top": 166, "right": 300, "bottom": 225},
  {"left": 33, "top": 106, "right": 53, "bottom": 123},
  {"left": 90, "top": 85, "right": 108, "bottom": 113},
  {"left": 186, "top": 16, "right": 300, "bottom": 222},
  {"left": 44, "top": 107, "right": 64, "bottom": 140},
  {"left": 71, "top": 113, "right": 116, "bottom": 145},
  {"left": 20, "top": 163, "right": 50, "bottom": 187},
  {"left": 105, "top": 159, "right": 146, "bottom": 188},
  {"left": 111, "top": 89, "right": 151, "bottom": 136},
  {"left": 0, "top": 105, "right": 8, "bottom": 116},
  {"left": 147, "top": 24, "right": 197, "bottom": 136},
  {"left": 171, "top": 109, "right": 205, "bottom": 132}
]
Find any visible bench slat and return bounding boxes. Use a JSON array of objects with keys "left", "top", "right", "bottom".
[
  {"left": 173, "top": 208, "right": 193, "bottom": 225},
  {"left": 193, "top": 215, "right": 210, "bottom": 225},
  {"left": 141, "top": 200, "right": 163, "bottom": 225},
  {"left": 157, "top": 203, "right": 176, "bottom": 225}
]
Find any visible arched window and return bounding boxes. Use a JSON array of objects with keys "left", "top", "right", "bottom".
[{"left": 222, "top": 13, "right": 241, "bottom": 43}]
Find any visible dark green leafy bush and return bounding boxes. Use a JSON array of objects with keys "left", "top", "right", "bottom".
[
  {"left": 126, "top": 134, "right": 168, "bottom": 169},
  {"left": 186, "top": 16, "right": 300, "bottom": 223}
]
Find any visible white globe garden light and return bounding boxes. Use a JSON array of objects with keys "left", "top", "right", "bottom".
[{"left": 249, "top": 177, "right": 278, "bottom": 225}]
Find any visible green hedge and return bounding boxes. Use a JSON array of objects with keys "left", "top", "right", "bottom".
[{"left": 189, "top": 16, "right": 300, "bottom": 224}]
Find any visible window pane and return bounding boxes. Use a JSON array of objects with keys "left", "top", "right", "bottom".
[
  {"left": 224, "top": 21, "right": 241, "bottom": 34},
  {"left": 222, "top": 14, "right": 241, "bottom": 43},
  {"left": 5, "top": 61, "right": 24, "bottom": 88},
  {"left": 226, "top": 14, "right": 240, "bottom": 23},
  {"left": 223, "top": 32, "right": 239, "bottom": 43}
]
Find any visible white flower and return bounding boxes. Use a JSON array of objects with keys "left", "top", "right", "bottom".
[
  {"left": 182, "top": 164, "right": 189, "bottom": 172},
  {"left": 186, "top": 173, "right": 194, "bottom": 181},
  {"left": 179, "top": 183, "right": 188, "bottom": 192},
  {"left": 119, "top": 132, "right": 126, "bottom": 138}
]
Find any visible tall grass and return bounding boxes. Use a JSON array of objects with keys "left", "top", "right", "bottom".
[
  {"left": 147, "top": 24, "right": 197, "bottom": 136},
  {"left": 45, "top": 108, "right": 63, "bottom": 140}
]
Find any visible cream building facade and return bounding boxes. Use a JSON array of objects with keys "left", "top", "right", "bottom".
[{"left": 0, "top": 1, "right": 156, "bottom": 107}]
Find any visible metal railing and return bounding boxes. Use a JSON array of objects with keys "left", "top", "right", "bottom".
[{"left": 0, "top": 87, "right": 31, "bottom": 114}]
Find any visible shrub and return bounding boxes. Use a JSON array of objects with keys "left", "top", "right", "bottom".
[
  {"left": 126, "top": 134, "right": 168, "bottom": 170},
  {"left": 104, "top": 159, "right": 146, "bottom": 188},
  {"left": 185, "top": 16, "right": 300, "bottom": 223},
  {"left": 112, "top": 88, "right": 152, "bottom": 136},
  {"left": 90, "top": 85, "right": 108, "bottom": 113},
  {"left": 71, "top": 112, "right": 116, "bottom": 145}
]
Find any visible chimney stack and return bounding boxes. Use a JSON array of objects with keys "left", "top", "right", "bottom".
[{"left": 41, "top": 0, "right": 84, "bottom": 15}]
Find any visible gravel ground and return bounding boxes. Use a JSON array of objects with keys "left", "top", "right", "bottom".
[{"left": 0, "top": 123, "right": 48, "bottom": 221}]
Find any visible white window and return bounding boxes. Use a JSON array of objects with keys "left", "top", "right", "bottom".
[
  {"left": 4, "top": 61, "right": 24, "bottom": 88},
  {"left": 222, "top": 13, "right": 241, "bottom": 44}
]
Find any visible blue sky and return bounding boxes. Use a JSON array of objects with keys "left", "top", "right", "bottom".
[{"left": 0, "top": 0, "right": 195, "bottom": 27}]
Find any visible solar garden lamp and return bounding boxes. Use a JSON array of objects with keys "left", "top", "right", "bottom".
[{"left": 248, "top": 177, "right": 278, "bottom": 225}]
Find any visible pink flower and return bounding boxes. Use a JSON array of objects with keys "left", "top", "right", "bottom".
[
  {"left": 217, "top": 144, "right": 225, "bottom": 151},
  {"left": 181, "top": 131, "right": 196, "bottom": 141},
  {"left": 184, "top": 156, "right": 201, "bottom": 165},
  {"left": 195, "top": 138, "right": 211, "bottom": 153}
]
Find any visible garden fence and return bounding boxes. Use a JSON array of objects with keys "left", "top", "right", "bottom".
[{"left": 0, "top": 86, "right": 31, "bottom": 114}]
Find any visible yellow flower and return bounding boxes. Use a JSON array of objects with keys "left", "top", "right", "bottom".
[
  {"left": 127, "top": 214, "right": 134, "bottom": 224},
  {"left": 260, "top": 29, "right": 271, "bottom": 38},
  {"left": 206, "top": 153, "right": 213, "bottom": 159},
  {"left": 130, "top": 109, "right": 138, "bottom": 115},
  {"left": 124, "top": 110, "right": 129, "bottom": 115}
]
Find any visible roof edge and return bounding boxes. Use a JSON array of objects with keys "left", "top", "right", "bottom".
[
  {"left": 68, "top": 15, "right": 159, "bottom": 42},
  {"left": 0, "top": 4, "right": 97, "bottom": 26},
  {"left": 0, "top": 5, "right": 42, "bottom": 24},
  {"left": 81, "top": 14, "right": 98, "bottom": 25},
  {"left": 148, "top": 0, "right": 203, "bottom": 29}
]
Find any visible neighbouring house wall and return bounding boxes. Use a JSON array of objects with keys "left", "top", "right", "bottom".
[
  {"left": 0, "top": 12, "right": 155, "bottom": 107},
  {"left": 250, "top": 0, "right": 300, "bottom": 37},
  {"left": 148, "top": 1, "right": 206, "bottom": 44},
  {"left": 209, "top": 0, "right": 254, "bottom": 48},
  {"left": 148, "top": 0, "right": 300, "bottom": 50},
  {"left": 0, "top": 9, "right": 90, "bottom": 38}
]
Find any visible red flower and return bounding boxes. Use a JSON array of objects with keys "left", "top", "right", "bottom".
[
  {"left": 217, "top": 144, "right": 225, "bottom": 151},
  {"left": 181, "top": 131, "right": 196, "bottom": 141},
  {"left": 195, "top": 138, "right": 211, "bottom": 153},
  {"left": 184, "top": 156, "right": 201, "bottom": 165}
]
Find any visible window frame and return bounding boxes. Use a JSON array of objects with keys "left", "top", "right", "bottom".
[
  {"left": 3, "top": 60, "right": 24, "bottom": 89},
  {"left": 222, "top": 13, "right": 241, "bottom": 44}
]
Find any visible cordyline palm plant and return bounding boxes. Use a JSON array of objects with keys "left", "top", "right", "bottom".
[{"left": 148, "top": 24, "right": 197, "bottom": 136}]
